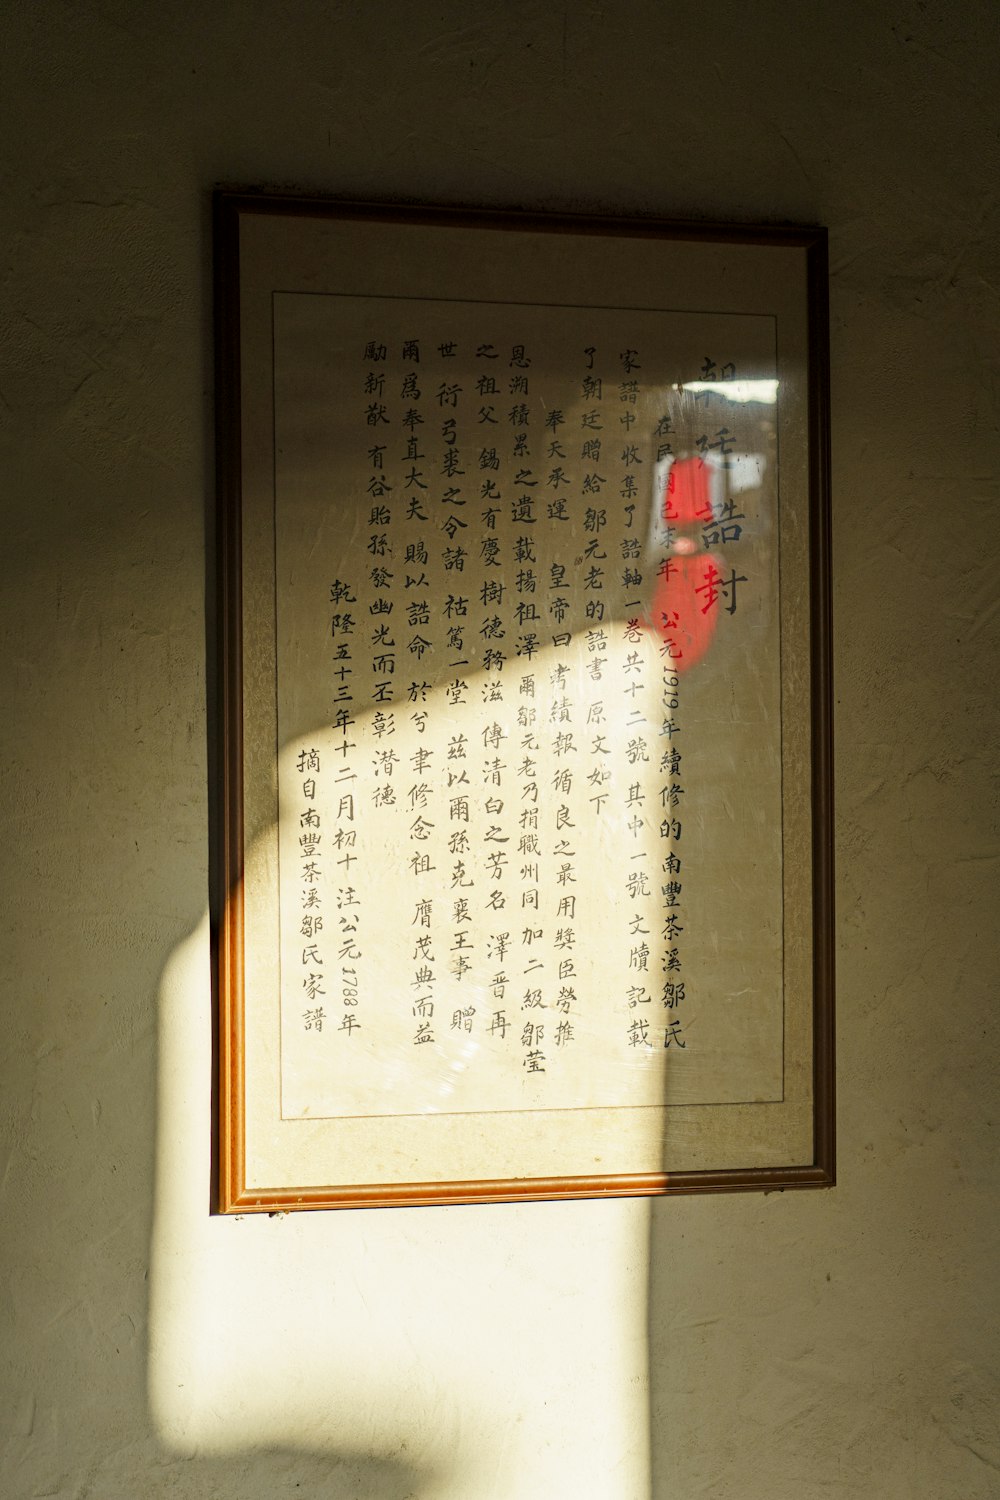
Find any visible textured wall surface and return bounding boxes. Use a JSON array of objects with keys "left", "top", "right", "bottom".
[{"left": 2, "top": 3, "right": 999, "bottom": 1497}]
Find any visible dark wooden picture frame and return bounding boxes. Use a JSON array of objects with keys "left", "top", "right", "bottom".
[{"left": 214, "top": 191, "right": 834, "bottom": 1212}]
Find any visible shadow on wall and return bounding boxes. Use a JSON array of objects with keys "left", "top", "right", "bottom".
[{"left": 142, "top": 1450, "right": 435, "bottom": 1500}]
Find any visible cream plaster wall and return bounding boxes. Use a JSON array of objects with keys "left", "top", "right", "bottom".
[{"left": 3, "top": 3, "right": 999, "bottom": 1497}]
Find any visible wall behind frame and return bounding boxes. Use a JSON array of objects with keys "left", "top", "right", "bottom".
[{"left": 2, "top": 3, "right": 998, "bottom": 1498}]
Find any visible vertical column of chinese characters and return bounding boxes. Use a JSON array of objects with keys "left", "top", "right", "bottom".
[
  {"left": 436, "top": 340, "right": 476, "bottom": 1047},
  {"left": 657, "top": 699, "right": 685, "bottom": 1049},
  {"left": 317, "top": 351, "right": 374, "bottom": 1047},
  {"left": 442, "top": 625, "right": 475, "bottom": 1043},
  {"left": 485, "top": 346, "right": 524, "bottom": 1062},
  {"left": 329, "top": 563, "right": 360, "bottom": 1042},
  {"left": 541, "top": 361, "right": 580, "bottom": 1069},
  {"left": 542, "top": 366, "right": 581, "bottom": 1074},
  {"left": 401, "top": 338, "right": 441, "bottom": 1052},
  {"left": 328, "top": 343, "right": 388, "bottom": 1043},
  {"left": 476, "top": 343, "right": 508, "bottom": 1063},
  {"left": 298, "top": 746, "right": 326, "bottom": 1036},
  {"left": 510, "top": 344, "right": 551, "bottom": 1078},
  {"left": 328, "top": 546, "right": 360, "bottom": 1035},
  {"left": 366, "top": 336, "right": 400, "bottom": 1039},
  {"left": 654, "top": 373, "right": 688, "bottom": 1051},
  {"left": 510, "top": 350, "right": 538, "bottom": 1057},
  {"left": 438, "top": 343, "right": 474, "bottom": 1052},
  {"left": 618, "top": 350, "right": 657, "bottom": 1051},
  {"left": 613, "top": 348, "right": 656, "bottom": 1054},
  {"left": 468, "top": 345, "right": 508, "bottom": 1064},
  {"left": 621, "top": 603, "right": 657, "bottom": 1059}
]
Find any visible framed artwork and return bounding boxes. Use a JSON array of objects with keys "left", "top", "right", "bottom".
[{"left": 214, "top": 192, "right": 834, "bottom": 1211}]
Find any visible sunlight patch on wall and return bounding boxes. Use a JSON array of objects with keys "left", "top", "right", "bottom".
[{"left": 148, "top": 911, "right": 652, "bottom": 1498}]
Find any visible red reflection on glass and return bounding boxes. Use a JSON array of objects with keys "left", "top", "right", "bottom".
[{"left": 647, "top": 456, "right": 718, "bottom": 673}]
